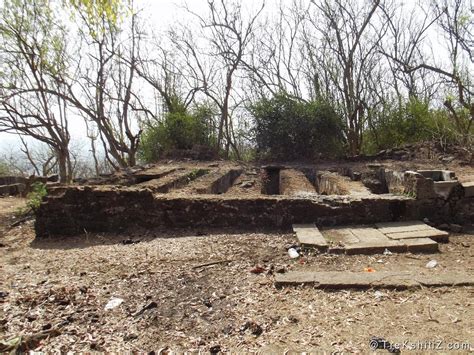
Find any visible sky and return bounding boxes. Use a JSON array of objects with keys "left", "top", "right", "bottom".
[
  {"left": 0, "top": 0, "right": 181, "bottom": 154},
  {"left": 0, "top": 0, "right": 271, "bottom": 154},
  {"left": 0, "top": 0, "right": 464, "bottom": 157}
]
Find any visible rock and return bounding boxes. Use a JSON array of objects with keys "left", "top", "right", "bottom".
[
  {"left": 275, "top": 267, "right": 286, "bottom": 274},
  {"left": 352, "top": 172, "right": 362, "bottom": 181},
  {"left": 123, "top": 333, "right": 138, "bottom": 341},
  {"left": 241, "top": 321, "right": 263, "bottom": 336},
  {"left": 209, "top": 345, "right": 221, "bottom": 354},
  {"left": 250, "top": 265, "right": 266, "bottom": 274},
  {"left": 121, "top": 238, "right": 140, "bottom": 245},
  {"left": 240, "top": 180, "right": 255, "bottom": 188},
  {"left": 449, "top": 224, "right": 463, "bottom": 233}
]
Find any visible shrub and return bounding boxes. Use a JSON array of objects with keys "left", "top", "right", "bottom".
[
  {"left": 139, "top": 106, "right": 215, "bottom": 163},
  {"left": 251, "top": 93, "right": 344, "bottom": 160},
  {"left": 26, "top": 182, "right": 47, "bottom": 211},
  {"left": 0, "top": 160, "right": 10, "bottom": 176},
  {"left": 363, "top": 98, "right": 462, "bottom": 154}
]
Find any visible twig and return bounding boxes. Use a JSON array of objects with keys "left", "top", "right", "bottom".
[
  {"left": 191, "top": 259, "right": 234, "bottom": 269},
  {"left": 9, "top": 214, "right": 33, "bottom": 228}
]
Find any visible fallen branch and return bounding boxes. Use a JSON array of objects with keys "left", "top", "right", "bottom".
[
  {"left": 9, "top": 214, "right": 34, "bottom": 228},
  {"left": 192, "top": 259, "right": 234, "bottom": 269}
]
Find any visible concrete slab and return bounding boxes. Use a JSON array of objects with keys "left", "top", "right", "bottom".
[
  {"left": 385, "top": 229, "right": 449, "bottom": 243},
  {"left": 404, "top": 238, "right": 439, "bottom": 253},
  {"left": 376, "top": 221, "right": 449, "bottom": 242},
  {"left": 322, "top": 227, "right": 359, "bottom": 245},
  {"left": 349, "top": 227, "right": 391, "bottom": 243},
  {"left": 274, "top": 271, "right": 474, "bottom": 289},
  {"left": 321, "top": 224, "right": 441, "bottom": 254},
  {"left": 375, "top": 220, "right": 432, "bottom": 233},
  {"left": 462, "top": 182, "right": 474, "bottom": 197},
  {"left": 345, "top": 240, "right": 406, "bottom": 255},
  {"left": 293, "top": 224, "right": 328, "bottom": 251}
]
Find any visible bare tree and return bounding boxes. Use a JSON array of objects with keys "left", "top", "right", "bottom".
[
  {"left": 0, "top": 0, "right": 73, "bottom": 182},
  {"left": 382, "top": 0, "right": 473, "bottom": 143},
  {"left": 36, "top": 1, "right": 148, "bottom": 169},
  {"left": 174, "top": 0, "right": 265, "bottom": 158},
  {"left": 304, "top": 0, "right": 385, "bottom": 155}
]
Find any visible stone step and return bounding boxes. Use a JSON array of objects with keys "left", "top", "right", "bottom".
[
  {"left": 322, "top": 227, "right": 360, "bottom": 245},
  {"left": 293, "top": 224, "right": 328, "bottom": 251},
  {"left": 275, "top": 271, "right": 474, "bottom": 289},
  {"left": 405, "top": 238, "right": 439, "bottom": 253},
  {"left": 349, "top": 227, "right": 391, "bottom": 243},
  {"left": 344, "top": 240, "right": 405, "bottom": 255},
  {"left": 376, "top": 221, "right": 449, "bottom": 242},
  {"left": 375, "top": 220, "right": 432, "bottom": 233},
  {"left": 321, "top": 226, "right": 439, "bottom": 254}
]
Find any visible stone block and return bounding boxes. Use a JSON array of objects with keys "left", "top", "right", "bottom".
[
  {"left": 293, "top": 224, "right": 328, "bottom": 251},
  {"left": 461, "top": 182, "right": 474, "bottom": 197},
  {"left": 275, "top": 271, "right": 474, "bottom": 289}
]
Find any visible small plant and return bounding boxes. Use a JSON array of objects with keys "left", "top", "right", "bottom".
[
  {"left": 187, "top": 169, "right": 208, "bottom": 181},
  {"left": 26, "top": 182, "right": 48, "bottom": 211}
]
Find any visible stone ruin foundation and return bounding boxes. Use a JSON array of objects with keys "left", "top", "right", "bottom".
[{"left": 34, "top": 163, "right": 474, "bottom": 238}]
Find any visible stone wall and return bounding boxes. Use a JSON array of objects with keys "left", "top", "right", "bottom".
[
  {"left": 0, "top": 175, "right": 58, "bottom": 196},
  {"left": 35, "top": 186, "right": 416, "bottom": 238}
]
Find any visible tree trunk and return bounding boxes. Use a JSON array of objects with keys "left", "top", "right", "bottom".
[{"left": 56, "top": 147, "right": 71, "bottom": 184}]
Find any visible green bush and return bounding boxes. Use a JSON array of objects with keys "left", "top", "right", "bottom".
[
  {"left": 251, "top": 93, "right": 344, "bottom": 160},
  {"left": 0, "top": 160, "right": 10, "bottom": 176},
  {"left": 363, "top": 98, "right": 460, "bottom": 154},
  {"left": 139, "top": 105, "right": 215, "bottom": 163},
  {"left": 26, "top": 182, "right": 47, "bottom": 211}
]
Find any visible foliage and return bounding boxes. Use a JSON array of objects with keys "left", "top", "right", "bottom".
[
  {"left": 138, "top": 105, "right": 215, "bottom": 163},
  {"left": 26, "top": 182, "right": 47, "bottom": 211},
  {"left": 66, "top": 0, "right": 126, "bottom": 36},
  {"left": 251, "top": 93, "right": 345, "bottom": 160},
  {"left": 0, "top": 160, "right": 10, "bottom": 176},
  {"left": 363, "top": 98, "right": 465, "bottom": 154},
  {"left": 1, "top": 0, "right": 67, "bottom": 76}
]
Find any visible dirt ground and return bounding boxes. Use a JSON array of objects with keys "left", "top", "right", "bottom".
[{"left": 0, "top": 196, "right": 473, "bottom": 353}]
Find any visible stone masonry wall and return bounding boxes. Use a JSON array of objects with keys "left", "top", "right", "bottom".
[{"left": 36, "top": 186, "right": 416, "bottom": 238}]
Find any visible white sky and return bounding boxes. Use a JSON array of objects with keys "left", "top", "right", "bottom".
[
  {"left": 0, "top": 0, "right": 271, "bottom": 153},
  {"left": 0, "top": 0, "right": 465, "bottom": 156}
]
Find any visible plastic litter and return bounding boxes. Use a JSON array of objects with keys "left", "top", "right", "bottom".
[
  {"left": 288, "top": 248, "right": 299, "bottom": 259},
  {"left": 425, "top": 260, "right": 438, "bottom": 268},
  {"left": 104, "top": 297, "right": 124, "bottom": 310},
  {"left": 383, "top": 249, "right": 392, "bottom": 255}
]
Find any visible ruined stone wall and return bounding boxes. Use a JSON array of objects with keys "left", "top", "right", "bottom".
[
  {"left": 35, "top": 187, "right": 415, "bottom": 238},
  {"left": 0, "top": 175, "right": 58, "bottom": 196}
]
